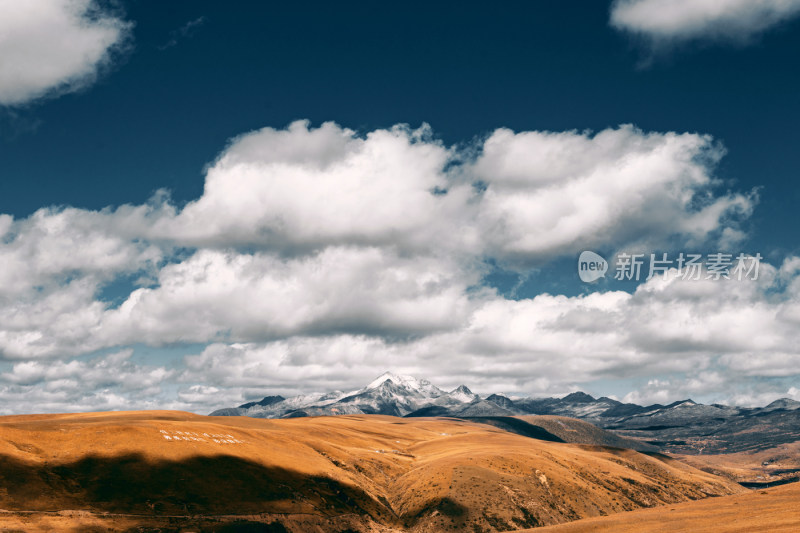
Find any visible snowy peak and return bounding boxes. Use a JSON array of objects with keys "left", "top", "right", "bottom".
[
  {"left": 366, "top": 371, "right": 419, "bottom": 389},
  {"left": 447, "top": 385, "right": 477, "bottom": 403},
  {"left": 366, "top": 371, "right": 408, "bottom": 389},
  {"left": 365, "top": 372, "right": 443, "bottom": 398}
]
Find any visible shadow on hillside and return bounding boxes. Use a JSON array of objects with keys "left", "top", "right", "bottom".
[
  {"left": 458, "top": 416, "right": 566, "bottom": 442},
  {"left": 0, "top": 452, "right": 393, "bottom": 522}
]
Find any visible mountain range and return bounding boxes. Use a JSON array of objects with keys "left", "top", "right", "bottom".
[{"left": 211, "top": 372, "right": 800, "bottom": 454}]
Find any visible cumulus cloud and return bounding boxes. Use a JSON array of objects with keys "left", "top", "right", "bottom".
[
  {"left": 0, "top": 120, "right": 789, "bottom": 411},
  {"left": 0, "top": 122, "right": 755, "bottom": 360},
  {"left": 624, "top": 376, "right": 800, "bottom": 407},
  {"left": 0, "top": 202, "right": 167, "bottom": 359},
  {"left": 0, "top": 0, "right": 131, "bottom": 106},
  {"left": 177, "top": 260, "right": 800, "bottom": 407},
  {"left": 0, "top": 204, "right": 164, "bottom": 296},
  {"left": 4, "top": 258, "right": 798, "bottom": 413},
  {"left": 0, "top": 350, "right": 174, "bottom": 414},
  {"left": 162, "top": 121, "right": 477, "bottom": 255},
  {"left": 470, "top": 126, "right": 753, "bottom": 264},
  {"left": 157, "top": 121, "right": 753, "bottom": 265},
  {"left": 98, "top": 246, "right": 483, "bottom": 347},
  {"left": 610, "top": 0, "right": 800, "bottom": 45}
]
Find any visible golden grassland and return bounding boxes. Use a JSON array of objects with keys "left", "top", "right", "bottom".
[
  {"left": 528, "top": 482, "right": 800, "bottom": 533},
  {"left": 0, "top": 410, "right": 786, "bottom": 532}
]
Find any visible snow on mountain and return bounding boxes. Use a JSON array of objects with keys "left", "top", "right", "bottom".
[
  {"left": 208, "top": 375, "right": 800, "bottom": 456},
  {"left": 312, "top": 390, "right": 353, "bottom": 406},
  {"left": 364, "top": 371, "right": 444, "bottom": 398},
  {"left": 447, "top": 385, "right": 478, "bottom": 404},
  {"left": 210, "top": 390, "right": 355, "bottom": 418},
  {"left": 763, "top": 398, "right": 800, "bottom": 411},
  {"left": 210, "top": 372, "right": 800, "bottom": 456}
]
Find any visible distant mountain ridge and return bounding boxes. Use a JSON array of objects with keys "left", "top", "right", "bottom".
[{"left": 210, "top": 372, "right": 800, "bottom": 454}]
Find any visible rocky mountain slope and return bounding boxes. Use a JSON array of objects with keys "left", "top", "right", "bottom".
[{"left": 211, "top": 372, "right": 800, "bottom": 454}]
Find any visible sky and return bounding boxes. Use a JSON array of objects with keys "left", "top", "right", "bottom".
[{"left": 1, "top": 0, "right": 800, "bottom": 414}]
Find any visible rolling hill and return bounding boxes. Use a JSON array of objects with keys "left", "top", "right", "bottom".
[
  {"left": 527, "top": 482, "right": 800, "bottom": 533},
  {"left": 0, "top": 410, "right": 746, "bottom": 532}
]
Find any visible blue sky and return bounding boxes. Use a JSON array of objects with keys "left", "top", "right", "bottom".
[{"left": 1, "top": 0, "right": 800, "bottom": 413}]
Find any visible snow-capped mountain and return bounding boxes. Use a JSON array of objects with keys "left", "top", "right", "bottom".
[
  {"left": 210, "top": 372, "right": 475, "bottom": 418},
  {"left": 444, "top": 384, "right": 479, "bottom": 404},
  {"left": 364, "top": 371, "right": 444, "bottom": 397},
  {"left": 212, "top": 389, "right": 354, "bottom": 418},
  {"left": 209, "top": 372, "right": 800, "bottom": 454},
  {"left": 286, "top": 373, "right": 461, "bottom": 417}
]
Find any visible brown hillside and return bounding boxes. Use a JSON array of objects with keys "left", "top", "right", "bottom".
[
  {"left": 527, "top": 482, "right": 800, "bottom": 532},
  {"left": 517, "top": 415, "right": 658, "bottom": 451},
  {"left": 672, "top": 441, "right": 800, "bottom": 485},
  {"left": 0, "top": 411, "right": 746, "bottom": 532}
]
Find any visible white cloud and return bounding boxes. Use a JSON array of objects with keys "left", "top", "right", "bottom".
[
  {"left": 0, "top": 122, "right": 756, "bottom": 358},
  {"left": 0, "top": 120, "right": 787, "bottom": 411},
  {"left": 178, "top": 261, "right": 800, "bottom": 407},
  {"left": 5, "top": 252, "right": 797, "bottom": 412},
  {"left": 625, "top": 377, "right": 800, "bottom": 407},
  {"left": 0, "top": 204, "right": 164, "bottom": 296},
  {"left": 160, "top": 121, "right": 478, "bottom": 256},
  {"left": 0, "top": 0, "right": 131, "bottom": 105},
  {"left": 0, "top": 349, "right": 174, "bottom": 414},
  {"left": 2, "top": 259, "right": 799, "bottom": 411},
  {"left": 0, "top": 203, "right": 167, "bottom": 359},
  {"left": 98, "top": 246, "right": 484, "bottom": 347},
  {"left": 470, "top": 125, "right": 754, "bottom": 264},
  {"left": 156, "top": 121, "right": 753, "bottom": 266},
  {"left": 610, "top": 0, "right": 800, "bottom": 44}
]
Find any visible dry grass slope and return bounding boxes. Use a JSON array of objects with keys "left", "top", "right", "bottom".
[
  {"left": 673, "top": 441, "right": 800, "bottom": 486},
  {"left": 0, "top": 410, "right": 748, "bottom": 532},
  {"left": 527, "top": 482, "right": 800, "bottom": 532}
]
